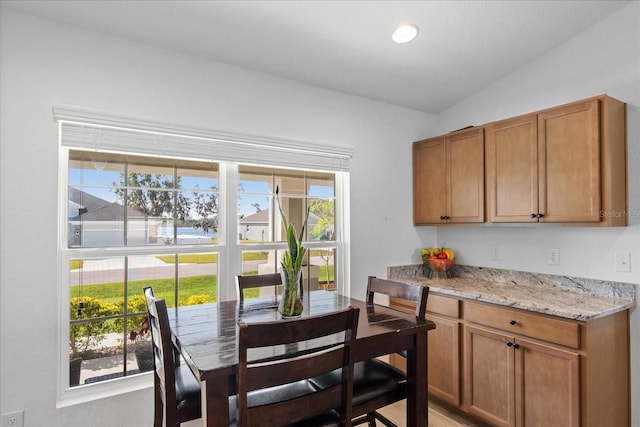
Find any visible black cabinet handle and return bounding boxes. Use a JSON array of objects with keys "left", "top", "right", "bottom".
[
  {"left": 509, "top": 320, "right": 516, "bottom": 325},
  {"left": 507, "top": 342, "right": 513, "bottom": 347},
  {"left": 531, "top": 213, "right": 537, "bottom": 218},
  {"left": 537, "top": 213, "right": 544, "bottom": 218},
  {"left": 513, "top": 343, "right": 520, "bottom": 349}
]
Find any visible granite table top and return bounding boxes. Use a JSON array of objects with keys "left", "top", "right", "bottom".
[{"left": 388, "top": 265, "right": 636, "bottom": 321}]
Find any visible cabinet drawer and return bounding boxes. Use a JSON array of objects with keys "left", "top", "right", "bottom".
[
  {"left": 464, "top": 301, "right": 580, "bottom": 349},
  {"left": 427, "top": 293, "right": 460, "bottom": 318}
]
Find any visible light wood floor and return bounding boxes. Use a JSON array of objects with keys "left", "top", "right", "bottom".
[
  {"left": 183, "top": 400, "right": 476, "bottom": 427},
  {"left": 377, "top": 400, "right": 478, "bottom": 427}
]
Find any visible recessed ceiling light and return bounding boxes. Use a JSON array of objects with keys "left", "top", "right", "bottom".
[{"left": 392, "top": 24, "right": 419, "bottom": 44}]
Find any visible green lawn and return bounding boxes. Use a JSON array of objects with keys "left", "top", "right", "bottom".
[
  {"left": 72, "top": 275, "right": 218, "bottom": 306},
  {"left": 70, "top": 265, "right": 334, "bottom": 305}
]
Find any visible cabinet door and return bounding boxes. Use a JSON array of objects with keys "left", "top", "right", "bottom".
[
  {"left": 413, "top": 137, "right": 447, "bottom": 224},
  {"left": 426, "top": 314, "right": 461, "bottom": 405},
  {"left": 486, "top": 114, "right": 538, "bottom": 222},
  {"left": 463, "top": 325, "right": 515, "bottom": 427},
  {"left": 447, "top": 128, "right": 485, "bottom": 223},
  {"left": 515, "top": 338, "right": 580, "bottom": 427},
  {"left": 538, "top": 99, "right": 600, "bottom": 222}
]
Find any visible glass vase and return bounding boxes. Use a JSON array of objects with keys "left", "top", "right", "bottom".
[{"left": 279, "top": 268, "right": 303, "bottom": 318}]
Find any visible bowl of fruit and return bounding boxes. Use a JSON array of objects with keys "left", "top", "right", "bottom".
[{"left": 421, "top": 247, "right": 455, "bottom": 279}]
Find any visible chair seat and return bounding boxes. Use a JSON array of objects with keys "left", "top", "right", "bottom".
[
  {"left": 229, "top": 380, "right": 342, "bottom": 427},
  {"left": 310, "top": 359, "right": 407, "bottom": 406},
  {"left": 174, "top": 363, "right": 202, "bottom": 418}
]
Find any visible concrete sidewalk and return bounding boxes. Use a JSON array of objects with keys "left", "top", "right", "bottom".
[{"left": 81, "top": 256, "right": 168, "bottom": 272}]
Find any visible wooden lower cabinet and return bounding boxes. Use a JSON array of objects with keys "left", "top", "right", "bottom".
[
  {"left": 463, "top": 325, "right": 515, "bottom": 425},
  {"left": 464, "top": 324, "right": 580, "bottom": 427},
  {"left": 390, "top": 293, "right": 462, "bottom": 406},
  {"left": 402, "top": 293, "right": 631, "bottom": 427},
  {"left": 516, "top": 337, "right": 580, "bottom": 427},
  {"left": 427, "top": 314, "right": 461, "bottom": 406}
]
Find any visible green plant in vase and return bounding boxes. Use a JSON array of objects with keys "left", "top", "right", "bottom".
[{"left": 275, "top": 186, "right": 309, "bottom": 317}]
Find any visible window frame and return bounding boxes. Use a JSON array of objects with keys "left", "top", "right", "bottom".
[{"left": 56, "top": 111, "right": 351, "bottom": 406}]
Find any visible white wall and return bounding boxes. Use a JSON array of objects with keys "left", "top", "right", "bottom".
[
  {"left": 433, "top": 2, "right": 640, "bottom": 425},
  {"left": 0, "top": 7, "right": 435, "bottom": 426},
  {"left": 2, "top": 2, "right": 639, "bottom": 425}
]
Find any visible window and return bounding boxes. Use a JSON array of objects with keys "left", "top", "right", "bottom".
[
  {"left": 238, "top": 166, "right": 337, "bottom": 296},
  {"left": 56, "top": 108, "right": 351, "bottom": 403},
  {"left": 66, "top": 151, "right": 219, "bottom": 389}
]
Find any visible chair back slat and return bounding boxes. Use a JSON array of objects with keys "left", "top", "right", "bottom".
[
  {"left": 249, "top": 386, "right": 344, "bottom": 426},
  {"left": 237, "top": 306, "right": 359, "bottom": 427},
  {"left": 366, "top": 276, "right": 429, "bottom": 318},
  {"left": 247, "top": 345, "right": 346, "bottom": 390}
]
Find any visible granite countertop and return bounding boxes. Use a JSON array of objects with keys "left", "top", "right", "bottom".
[{"left": 388, "top": 265, "right": 636, "bottom": 321}]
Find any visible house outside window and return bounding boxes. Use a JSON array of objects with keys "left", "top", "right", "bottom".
[{"left": 56, "top": 109, "right": 351, "bottom": 403}]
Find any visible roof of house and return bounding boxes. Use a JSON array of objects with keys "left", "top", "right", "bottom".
[
  {"left": 69, "top": 187, "right": 146, "bottom": 220},
  {"left": 240, "top": 209, "right": 269, "bottom": 224}
]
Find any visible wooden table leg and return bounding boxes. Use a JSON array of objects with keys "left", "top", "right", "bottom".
[
  {"left": 406, "top": 330, "right": 428, "bottom": 427},
  {"left": 201, "top": 378, "right": 229, "bottom": 426}
]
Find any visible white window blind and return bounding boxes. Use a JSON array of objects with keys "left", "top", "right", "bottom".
[{"left": 54, "top": 105, "right": 352, "bottom": 171}]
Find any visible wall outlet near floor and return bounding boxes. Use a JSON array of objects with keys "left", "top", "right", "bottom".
[
  {"left": 547, "top": 248, "right": 560, "bottom": 265},
  {"left": 616, "top": 252, "right": 631, "bottom": 272},
  {"left": 1, "top": 411, "right": 24, "bottom": 427}
]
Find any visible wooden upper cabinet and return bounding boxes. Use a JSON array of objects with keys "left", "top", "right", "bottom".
[
  {"left": 413, "top": 136, "right": 447, "bottom": 224},
  {"left": 486, "top": 114, "right": 538, "bottom": 222},
  {"left": 413, "top": 127, "right": 485, "bottom": 225},
  {"left": 486, "top": 95, "right": 627, "bottom": 225},
  {"left": 539, "top": 99, "right": 601, "bottom": 223}
]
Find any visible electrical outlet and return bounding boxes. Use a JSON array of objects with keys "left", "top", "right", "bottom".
[
  {"left": 2, "top": 410, "right": 24, "bottom": 427},
  {"left": 548, "top": 248, "right": 560, "bottom": 265},
  {"left": 616, "top": 252, "right": 631, "bottom": 272},
  {"left": 490, "top": 244, "right": 501, "bottom": 261}
]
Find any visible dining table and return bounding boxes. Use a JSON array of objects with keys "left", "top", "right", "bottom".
[{"left": 168, "top": 289, "right": 435, "bottom": 426}]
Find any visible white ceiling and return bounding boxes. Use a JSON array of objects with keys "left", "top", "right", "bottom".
[{"left": 2, "top": 0, "right": 631, "bottom": 114}]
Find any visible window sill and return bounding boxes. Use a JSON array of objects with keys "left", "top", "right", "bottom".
[{"left": 57, "top": 371, "right": 152, "bottom": 408}]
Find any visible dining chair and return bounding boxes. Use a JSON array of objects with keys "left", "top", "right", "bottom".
[
  {"left": 235, "top": 273, "right": 282, "bottom": 301},
  {"left": 366, "top": 275, "right": 429, "bottom": 319},
  {"left": 312, "top": 276, "right": 429, "bottom": 427},
  {"left": 143, "top": 286, "right": 201, "bottom": 427},
  {"left": 232, "top": 305, "right": 360, "bottom": 427},
  {"left": 235, "top": 272, "right": 305, "bottom": 300}
]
